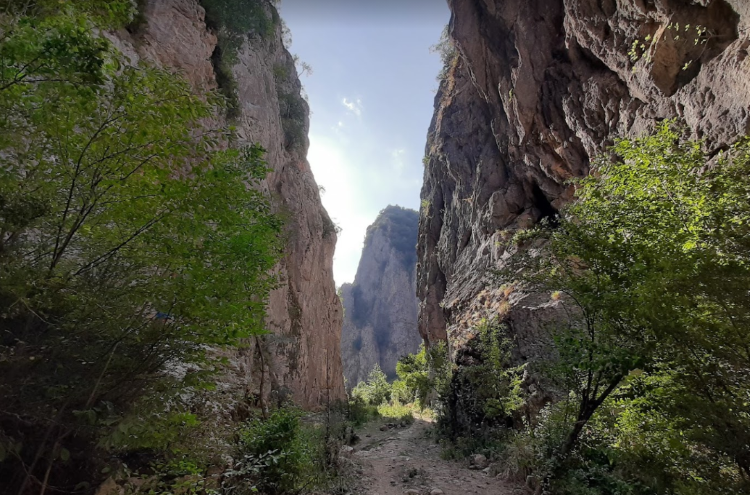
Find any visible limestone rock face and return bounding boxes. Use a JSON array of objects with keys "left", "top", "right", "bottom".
[
  {"left": 113, "top": 0, "right": 344, "bottom": 409},
  {"left": 417, "top": 0, "right": 750, "bottom": 372},
  {"left": 341, "top": 206, "right": 422, "bottom": 388}
]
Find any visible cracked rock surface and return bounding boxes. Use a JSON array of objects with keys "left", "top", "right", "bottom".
[{"left": 417, "top": 0, "right": 750, "bottom": 402}]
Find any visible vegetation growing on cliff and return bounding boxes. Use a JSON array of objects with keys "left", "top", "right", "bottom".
[
  {"left": 277, "top": 90, "right": 308, "bottom": 151},
  {"left": 427, "top": 123, "right": 750, "bottom": 494},
  {"left": 201, "top": 0, "right": 276, "bottom": 117},
  {"left": 0, "top": 3, "right": 287, "bottom": 493},
  {"left": 431, "top": 24, "right": 458, "bottom": 82},
  {"left": 365, "top": 205, "right": 419, "bottom": 271}
]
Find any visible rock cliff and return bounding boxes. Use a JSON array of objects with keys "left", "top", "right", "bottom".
[
  {"left": 340, "top": 206, "right": 422, "bottom": 388},
  {"left": 112, "top": 0, "right": 344, "bottom": 409},
  {"left": 417, "top": 0, "right": 750, "bottom": 372}
]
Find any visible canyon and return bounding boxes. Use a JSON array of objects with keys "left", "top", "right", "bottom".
[{"left": 3, "top": 0, "right": 750, "bottom": 492}]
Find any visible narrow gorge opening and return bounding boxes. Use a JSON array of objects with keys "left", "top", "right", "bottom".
[{"left": 2, "top": 1, "right": 750, "bottom": 494}]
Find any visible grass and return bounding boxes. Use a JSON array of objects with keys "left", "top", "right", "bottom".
[
  {"left": 347, "top": 400, "right": 380, "bottom": 427},
  {"left": 377, "top": 402, "right": 416, "bottom": 425}
]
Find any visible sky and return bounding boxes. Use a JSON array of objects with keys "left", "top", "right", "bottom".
[{"left": 278, "top": 0, "right": 450, "bottom": 286}]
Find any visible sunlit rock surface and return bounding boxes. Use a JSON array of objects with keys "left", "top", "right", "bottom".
[
  {"left": 341, "top": 206, "right": 422, "bottom": 388},
  {"left": 112, "top": 0, "right": 344, "bottom": 409},
  {"left": 417, "top": 0, "right": 750, "bottom": 406}
]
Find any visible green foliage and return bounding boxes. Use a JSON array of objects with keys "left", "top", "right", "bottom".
[
  {"left": 1, "top": 0, "right": 137, "bottom": 28},
  {"left": 629, "top": 23, "right": 710, "bottom": 68},
  {"left": 273, "top": 63, "right": 290, "bottom": 81},
  {"left": 0, "top": 11, "right": 111, "bottom": 93},
  {"left": 225, "top": 408, "right": 344, "bottom": 495},
  {"left": 140, "top": 455, "right": 214, "bottom": 495},
  {"left": 351, "top": 364, "right": 392, "bottom": 406},
  {"left": 346, "top": 397, "right": 380, "bottom": 427},
  {"left": 200, "top": 0, "right": 276, "bottom": 117},
  {"left": 377, "top": 402, "right": 415, "bottom": 425},
  {"left": 430, "top": 24, "right": 458, "bottom": 82},
  {"left": 348, "top": 345, "right": 449, "bottom": 427},
  {"left": 395, "top": 345, "right": 430, "bottom": 406},
  {"left": 476, "top": 320, "right": 526, "bottom": 418},
  {"left": 201, "top": 0, "right": 274, "bottom": 41},
  {"left": 273, "top": 55, "right": 309, "bottom": 152},
  {"left": 436, "top": 320, "right": 525, "bottom": 444},
  {"left": 0, "top": 7, "right": 281, "bottom": 493},
  {"left": 390, "top": 379, "right": 411, "bottom": 404},
  {"left": 128, "top": 0, "right": 150, "bottom": 33},
  {"left": 501, "top": 122, "right": 750, "bottom": 493},
  {"left": 394, "top": 342, "right": 451, "bottom": 409},
  {"left": 228, "top": 409, "right": 306, "bottom": 494},
  {"left": 101, "top": 408, "right": 201, "bottom": 453},
  {"left": 278, "top": 92, "right": 308, "bottom": 151}
]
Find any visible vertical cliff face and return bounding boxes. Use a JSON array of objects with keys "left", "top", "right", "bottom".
[
  {"left": 113, "top": 0, "right": 344, "bottom": 408},
  {"left": 417, "top": 0, "right": 750, "bottom": 365},
  {"left": 340, "top": 206, "right": 422, "bottom": 387}
]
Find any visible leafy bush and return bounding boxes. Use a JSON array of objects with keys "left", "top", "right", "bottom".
[
  {"left": 390, "top": 379, "right": 412, "bottom": 404},
  {"left": 226, "top": 409, "right": 322, "bottom": 495},
  {"left": 226, "top": 406, "right": 355, "bottom": 495},
  {"left": 436, "top": 319, "right": 525, "bottom": 442},
  {"left": 347, "top": 397, "right": 380, "bottom": 427},
  {"left": 395, "top": 342, "right": 451, "bottom": 409},
  {"left": 351, "top": 364, "right": 392, "bottom": 406}
]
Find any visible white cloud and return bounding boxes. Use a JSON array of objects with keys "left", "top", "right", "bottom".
[
  {"left": 341, "top": 97, "right": 363, "bottom": 116},
  {"left": 391, "top": 148, "right": 407, "bottom": 172}
]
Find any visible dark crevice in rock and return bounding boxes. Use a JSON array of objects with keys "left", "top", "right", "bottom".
[{"left": 531, "top": 183, "right": 558, "bottom": 224}]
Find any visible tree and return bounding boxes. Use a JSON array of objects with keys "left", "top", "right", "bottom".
[
  {"left": 351, "top": 365, "right": 391, "bottom": 406},
  {"left": 518, "top": 122, "right": 750, "bottom": 485},
  {"left": 0, "top": 5, "right": 281, "bottom": 493},
  {"left": 395, "top": 344, "right": 431, "bottom": 407}
]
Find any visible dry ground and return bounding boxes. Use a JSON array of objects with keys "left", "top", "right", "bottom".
[{"left": 340, "top": 418, "right": 526, "bottom": 495}]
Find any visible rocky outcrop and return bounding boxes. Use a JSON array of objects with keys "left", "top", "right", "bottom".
[
  {"left": 340, "top": 206, "right": 422, "bottom": 388},
  {"left": 417, "top": 0, "right": 750, "bottom": 369},
  {"left": 112, "top": 0, "right": 344, "bottom": 409}
]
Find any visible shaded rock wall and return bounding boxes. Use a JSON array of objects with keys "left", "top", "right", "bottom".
[
  {"left": 112, "top": 0, "right": 344, "bottom": 409},
  {"left": 417, "top": 0, "right": 750, "bottom": 374},
  {"left": 341, "top": 206, "right": 422, "bottom": 388}
]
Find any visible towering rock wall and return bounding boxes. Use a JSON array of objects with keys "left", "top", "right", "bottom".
[
  {"left": 417, "top": 0, "right": 750, "bottom": 367},
  {"left": 340, "top": 206, "right": 422, "bottom": 388},
  {"left": 112, "top": 0, "right": 344, "bottom": 409}
]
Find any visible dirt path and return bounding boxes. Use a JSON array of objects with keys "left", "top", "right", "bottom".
[{"left": 346, "top": 419, "right": 525, "bottom": 495}]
